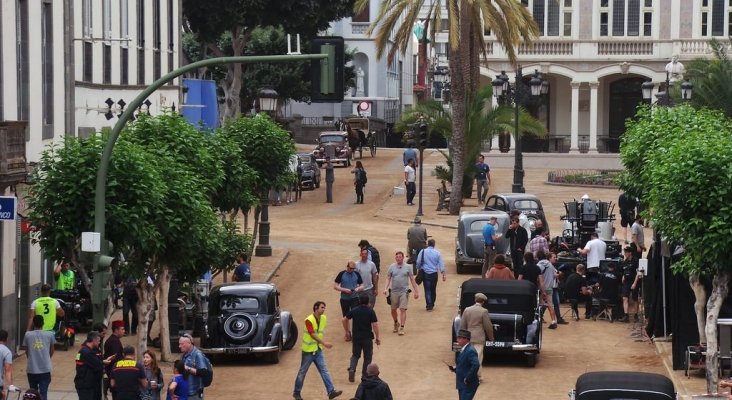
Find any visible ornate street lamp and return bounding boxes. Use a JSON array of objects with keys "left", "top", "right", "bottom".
[
  {"left": 492, "top": 67, "right": 547, "bottom": 193},
  {"left": 641, "top": 72, "right": 693, "bottom": 106},
  {"left": 254, "top": 88, "right": 279, "bottom": 257}
]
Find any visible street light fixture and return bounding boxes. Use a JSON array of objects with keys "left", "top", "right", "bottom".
[
  {"left": 254, "top": 88, "right": 279, "bottom": 257},
  {"left": 491, "top": 66, "right": 547, "bottom": 193},
  {"left": 641, "top": 72, "right": 693, "bottom": 105}
]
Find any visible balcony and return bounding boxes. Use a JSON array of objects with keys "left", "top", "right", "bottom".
[{"left": 0, "top": 121, "right": 28, "bottom": 190}]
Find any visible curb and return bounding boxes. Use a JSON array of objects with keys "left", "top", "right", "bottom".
[{"left": 264, "top": 250, "right": 290, "bottom": 283}]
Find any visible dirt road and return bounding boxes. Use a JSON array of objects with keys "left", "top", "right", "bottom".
[{"left": 205, "top": 148, "right": 665, "bottom": 399}]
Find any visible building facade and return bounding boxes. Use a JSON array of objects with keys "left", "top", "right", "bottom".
[
  {"left": 0, "top": 0, "right": 181, "bottom": 350},
  {"left": 286, "top": 0, "right": 415, "bottom": 128}
]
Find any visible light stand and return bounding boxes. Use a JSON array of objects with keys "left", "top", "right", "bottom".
[
  {"left": 254, "top": 88, "right": 279, "bottom": 257},
  {"left": 417, "top": 147, "right": 424, "bottom": 216},
  {"left": 492, "top": 67, "right": 546, "bottom": 193}
]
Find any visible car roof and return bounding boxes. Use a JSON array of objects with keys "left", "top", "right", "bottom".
[
  {"left": 575, "top": 371, "right": 675, "bottom": 400},
  {"left": 211, "top": 282, "right": 277, "bottom": 297},
  {"left": 489, "top": 193, "right": 542, "bottom": 203},
  {"left": 458, "top": 210, "right": 509, "bottom": 221},
  {"left": 318, "top": 131, "right": 347, "bottom": 136},
  {"left": 460, "top": 278, "right": 537, "bottom": 297}
]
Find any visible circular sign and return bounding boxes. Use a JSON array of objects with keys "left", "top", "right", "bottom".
[{"left": 357, "top": 101, "right": 371, "bottom": 112}]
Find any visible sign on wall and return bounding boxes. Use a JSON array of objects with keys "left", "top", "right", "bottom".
[{"left": 0, "top": 196, "right": 17, "bottom": 221}]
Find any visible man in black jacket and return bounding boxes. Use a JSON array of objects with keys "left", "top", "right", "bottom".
[
  {"left": 351, "top": 363, "right": 392, "bottom": 400},
  {"left": 505, "top": 214, "right": 528, "bottom": 276},
  {"left": 75, "top": 332, "right": 104, "bottom": 400}
]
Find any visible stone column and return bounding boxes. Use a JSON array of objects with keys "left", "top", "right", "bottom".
[
  {"left": 570, "top": 82, "right": 580, "bottom": 153},
  {"left": 588, "top": 82, "right": 599, "bottom": 154}
]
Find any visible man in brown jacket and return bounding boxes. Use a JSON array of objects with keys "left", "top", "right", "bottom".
[{"left": 459, "top": 293, "right": 494, "bottom": 381}]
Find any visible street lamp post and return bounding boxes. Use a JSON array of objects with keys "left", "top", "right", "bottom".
[
  {"left": 492, "top": 66, "right": 546, "bottom": 193},
  {"left": 254, "top": 88, "right": 279, "bottom": 257}
]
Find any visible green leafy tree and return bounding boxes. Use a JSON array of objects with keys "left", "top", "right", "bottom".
[
  {"left": 620, "top": 105, "right": 732, "bottom": 393},
  {"left": 396, "top": 85, "right": 546, "bottom": 197},
  {"left": 358, "top": 0, "right": 539, "bottom": 214},
  {"left": 182, "top": 0, "right": 356, "bottom": 120},
  {"left": 685, "top": 38, "right": 732, "bottom": 118}
]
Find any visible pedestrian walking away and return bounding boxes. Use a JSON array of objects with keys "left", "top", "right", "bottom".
[
  {"left": 0, "top": 329, "right": 14, "bottom": 400},
  {"left": 383, "top": 252, "right": 420, "bottom": 336},
  {"left": 23, "top": 316, "right": 55, "bottom": 400},
  {"left": 351, "top": 161, "right": 366, "bottom": 204},
  {"left": 110, "top": 346, "right": 148, "bottom": 400},
  {"left": 407, "top": 216, "right": 427, "bottom": 265},
  {"left": 415, "top": 239, "right": 446, "bottom": 311},
  {"left": 404, "top": 158, "right": 417, "bottom": 206},
  {"left": 292, "top": 301, "right": 343, "bottom": 400},
  {"left": 27, "top": 284, "right": 64, "bottom": 332},
  {"left": 458, "top": 293, "right": 494, "bottom": 381},
  {"left": 351, "top": 363, "right": 393, "bottom": 400},
  {"left": 231, "top": 253, "right": 251, "bottom": 282},
  {"left": 334, "top": 261, "right": 364, "bottom": 321},
  {"left": 75, "top": 331, "right": 104, "bottom": 400},
  {"left": 325, "top": 156, "right": 335, "bottom": 203},
  {"left": 354, "top": 248, "right": 379, "bottom": 307},
  {"left": 342, "top": 295, "right": 380, "bottom": 382},
  {"left": 618, "top": 192, "right": 637, "bottom": 244},
  {"left": 449, "top": 329, "right": 480, "bottom": 400},
  {"left": 179, "top": 333, "right": 211, "bottom": 400},
  {"left": 481, "top": 217, "right": 501, "bottom": 278},
  {"left": 474, "top": 155, "right": 491, "bottom": 205}
]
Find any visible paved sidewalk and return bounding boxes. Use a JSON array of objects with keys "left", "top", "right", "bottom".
[{"left": 7, "top": 147, "right": 711, "bottom": 399}]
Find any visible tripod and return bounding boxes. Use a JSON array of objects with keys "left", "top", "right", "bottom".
[{"left": 629, "top": 275, "right": 652, "bottom": 343}]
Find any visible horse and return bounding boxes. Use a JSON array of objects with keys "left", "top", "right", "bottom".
[{"left": 346, "top": 123, "right": 367, "bottom": 159}]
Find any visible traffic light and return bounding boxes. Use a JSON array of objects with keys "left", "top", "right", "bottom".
[
  {"left": 92, "top": 240, "right": 116, "bottom": 324},
  {"left": 310, "top": 37, "right": 345, "bottom": 103},
  {"left": 418, "top": 122, "right": 429, "bottom": 148}
]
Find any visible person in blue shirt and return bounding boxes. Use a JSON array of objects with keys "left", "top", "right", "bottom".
[
  {"left": 402, "top": 144, "right": 417, "bottom": 167},
  {"left": 415, "top": 239, "right": 446, "bottom": 311},
  {"left": 481, "top": 217, "right": 502, "bottom": 278},
  {"left": 334, "top": 262, "right": 364, "bottom": 321},
  {"left": 474, "top": 155, "right": 491, "bottom": 205},
  {"left": 231, "top": 253, "right": 251, "bottom": 282}
]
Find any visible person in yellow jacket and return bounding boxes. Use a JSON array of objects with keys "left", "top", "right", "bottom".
[
  {"left": 27, "top": 284, "right": 64, "bottom": 332},
  {"left": 292, "top": 301, "right": 343, "bottom": 400},
  {"left": 53, "top": 262, "right": 76, "bottom": 291}
]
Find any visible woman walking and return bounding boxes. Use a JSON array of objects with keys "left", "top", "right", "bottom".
[{"left": 351, "top": 161, "right": 366, "bottom": 204}]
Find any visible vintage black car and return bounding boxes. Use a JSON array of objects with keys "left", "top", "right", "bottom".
[
  {"left": 297, "top": 153, "right": 321, "bottom": 190},
  {"left": 452, "top": 279, "right": 542, "bottom": 367},
  {"left": 200, "top": 283, "right": 297, "bottom": 363},
  {"left": 313, "top": 131, "right": 351, "bottom": 167},
  {"left": 455, "top": 210, "right": 510, "bottom": 274},
  {"left": 483, "top": 193, "right": 549, "bottom": 235},
  {"left": 569, "top": 371, "right": 675, "bottom": 400}
]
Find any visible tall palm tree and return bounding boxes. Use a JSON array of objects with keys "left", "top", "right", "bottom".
[
  {"left": 397, "top": 85, "right": 546, "bottom": 197},
  {"left": 686, "top": 38, "right": 732, "bottom": 118},
  {"left": 355, "top": 0, "right": 539, "bottom": 214}
]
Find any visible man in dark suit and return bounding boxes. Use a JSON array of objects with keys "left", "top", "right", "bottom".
[{"left": 449, "top": 329, "right": 480, "bottom": 400}]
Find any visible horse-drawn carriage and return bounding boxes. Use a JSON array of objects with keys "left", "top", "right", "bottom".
[{"left": 345, "top": 116, "right": 386, "bottom": 159}]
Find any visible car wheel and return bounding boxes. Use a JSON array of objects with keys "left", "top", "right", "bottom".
[
  {"left": 264, "top": 333, "right": 282, "bottom": 364},
  {"left": 525, "top": 353, "right": 537, "bottom": 367},
  {"left": 456, "top": 262, "right": 465, "bottom": 274},
  {"left": 283, "top": 321, "right": 298, "bottom": 350},
  {"left": 223, "top": 313, "right": 258, "bottom": 343}
]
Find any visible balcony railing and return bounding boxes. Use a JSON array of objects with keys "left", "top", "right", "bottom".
[
  {"left": 519, "top": 41, "right": 573, "bottom": 56},
  {"left": 0, "top": 121, "right": 28, "bottom": 189}
]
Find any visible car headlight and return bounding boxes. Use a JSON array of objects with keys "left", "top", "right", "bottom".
[{"left": 335, "top": 146, "right": 341, "bottom": 152}]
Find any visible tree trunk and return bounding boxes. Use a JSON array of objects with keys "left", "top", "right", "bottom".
[
  {"left": 689, "top": 273, "right": 707, "bottom": 344},
  {"left": 705, "top": 269, "right": 730, "bottom": 393},
  {"left": 135, "top": 278, "right": 155, "bottom": 361},
  {"left": 215, "top": 28, "right": 247, "bottom": 122},
  {"left": 158, "top": 266, "right": 173, "bottom": 362},
  {"left": 448, "top": 4, "right": 471, "bottom": 215}
]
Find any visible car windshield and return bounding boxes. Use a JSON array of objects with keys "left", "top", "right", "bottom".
[
  {"left": 298, "top": 155, "right": 312, "bottom": 163},
  {"left": 220, "top": 296, "right": 260, "bottom": 312},
  {"left": 320, "top": 135, "right": 345, "bottom": 143},
  {"left": 513, "top": 199, "right": 540, "bottom": 211}
]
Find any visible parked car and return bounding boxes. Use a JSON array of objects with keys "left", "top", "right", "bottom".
[
  {"left": 569, "top": 371, "right": 675, "bottom": 400},
  {"left": 454, "top": 210, "right": 510, "bottom": 274},
  {"left": 297, "top": 153, "right": 321, "bottom": 190},
  {"left": 483, "top": 193, "right": 549, "bottom": 236},
  {"left": 452, "top": 278, "right": 542, "bottom": 367},
  {"left": 313, "top": 131, "right": 351, "bottom": 167},
  {"left": 200, "top": 282, "right": 298, "bottom": 364}
]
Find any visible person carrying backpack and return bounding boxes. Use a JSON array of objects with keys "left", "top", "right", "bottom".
[
  {"left": 351, "top": 161, "right": 367, "bottom": 204},
  {"left": 357, "top": 240, "right": 380, "bottom": 273},
  {"left": 178, "top": 334, "right": 213, "bottom": 399}
]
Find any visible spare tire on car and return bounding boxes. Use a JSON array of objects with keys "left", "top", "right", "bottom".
[{"left": 223, "top": 313, "right": 257, "bottom": 343}]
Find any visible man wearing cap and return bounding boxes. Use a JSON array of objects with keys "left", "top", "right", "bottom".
[
  {"left": 459, "top": 293, "right": 494, "bottom": 382},
  {"left": 110, "top": 346, "right": 147, "bottom": 400},
  {"left": 481, "top": 217, "right": 501, "bottom": 278},
  {"left": 407, "top": 216, "right": 427, "bottom": 265},
  {"left": 103, "top": 321, "right": 125, "bottom": 399},
  {"left": 75, "top": 331, "right": 104, "bottom": 400},
  {"left": 449, "top": 329, "right": 480, "bottom": 400},
  {"left": 324, "top": 156, "right": 335, "bottom": 203},
  {"left": 27, "top": 284, "right": 64, "bottom": 332}
]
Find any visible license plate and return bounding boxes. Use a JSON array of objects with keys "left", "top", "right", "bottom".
[
  {"left": 485, "top": 341, "right": 509, "bottom": 348},
  {"left": 474, "top": 258, "right": 483, "bottom": 263},
  {"left": 224, "top": 348, "right": 250, "bottom": 355}
]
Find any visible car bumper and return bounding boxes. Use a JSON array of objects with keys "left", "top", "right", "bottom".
[
  {"left": 452, "top": 341, "right": 538, "bottom": 353},
  {"left": 200, "top": 345, "right": 279, "bottom": 355},
  {"left": 315, "top": 157, "right": 348, "bottom": 163},
  {"left": 454, "top": 250, "right": 483, "bottom": 266}
]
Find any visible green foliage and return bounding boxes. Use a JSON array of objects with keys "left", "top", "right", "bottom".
[
  {"left": 218, "top": 114, "right": 295, "bottom": 194},
  {"left": 686, "top": 38, "right": 732, "bottom": 118},
  {"left": 619, "top": 105, "right": 732, "bottom": 276}
]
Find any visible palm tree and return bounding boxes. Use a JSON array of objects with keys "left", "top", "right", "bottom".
[
  {"left": 355, "top": 0, "right": 539, "bottom": 214},
  {"left": 396, "top": 85, "right": 546, "bottom": 198},
  {"left": 686, "top": 38, "right": 732, "bottom": 117}
]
